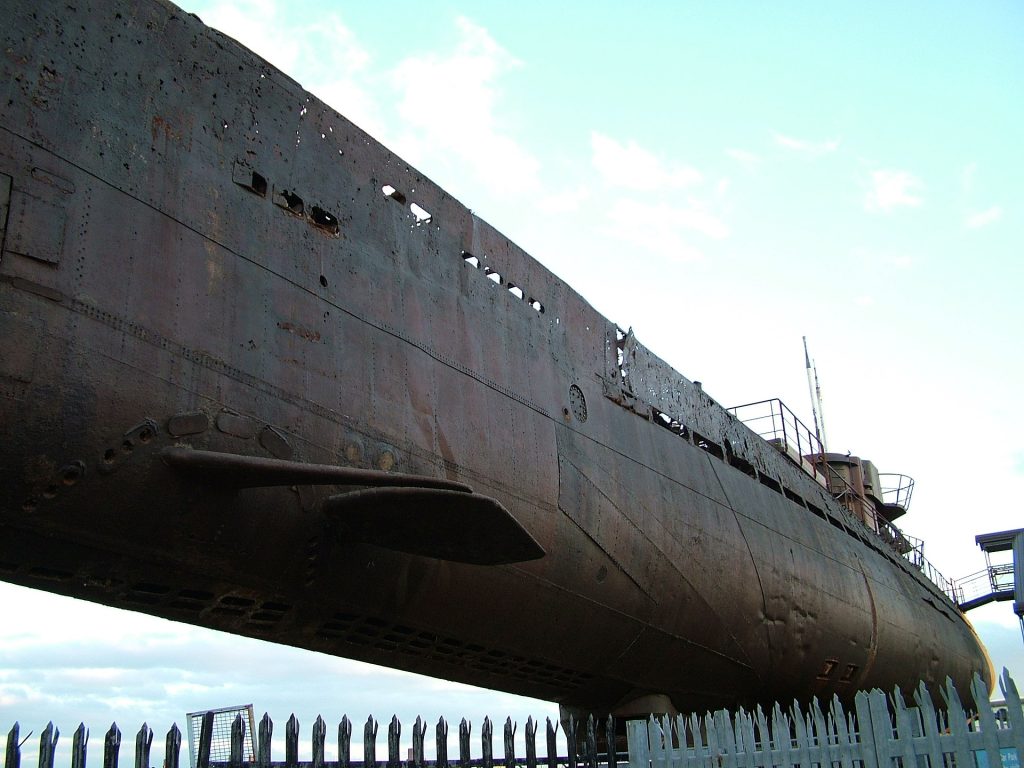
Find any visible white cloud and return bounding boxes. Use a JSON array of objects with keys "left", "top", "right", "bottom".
[
  {"left": 965, "top": 205, "right": 1003, "bottom": 229},
  {"left": 537, "top": 184, "right": 591, "bottom": 214},
  {"left": 600, "top": 197, "right": 727, "bottom": 263},
  {"left": 725, "top": 148, "right": 760, "bottom": 169},
  {"left": 772, "top": 132, "right": 841, "bottom": 156},
  {"left": 390, "top": 17, "right": 540, "bottom": 195},
  {"left": 590, "top": 132, "right": 702, "bottom": 190},
  {"left": 864, "top": 169, "right": 923, "bottom": 212}
]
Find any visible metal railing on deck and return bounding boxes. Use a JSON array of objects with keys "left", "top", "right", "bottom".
[
  {"left": 727, "top": 399, "right": 828, "bottom": 487},
  {"left": 729, "top": 398, "right": 957, "bottom": 602}
]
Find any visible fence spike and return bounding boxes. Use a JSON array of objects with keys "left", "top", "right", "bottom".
[
  {"left": 481, "top": 717, "right": 493, "bottom": 768},
  {"left": 412, "top": 716, "right": 425, "bottom": 768},
  {"left": 364, "top": 716, "right": 378, "bottom": 768},
  {"left": 164, "top": 725, "right": 181, "bottom": 768},
  {"left": 257, "top": 715, "right": 273, "bottom": 768},
  {"left": 565, "top": 716, "right": 577, "bottom": 768},
  {"left": 229, "top": 715, "right": 245, "bottom": 768},
  {"left": 458, "top": 718, "right": 470, "bottom": 768},
  {"left": 312, "top": 716, "right": 326, "bottom": 768},
  {"left": 338, "top": 716, "right": 352, "bottom": 768},
  {"left": 38, "top": 722, "right": 58, "bottom": 768},
  {"left": 583, "top": 716, "right": 597, "bottom": 768},
  {"left": 6, "top": 723, "right": 22, "bottom": 768},
  {"left": 605, "top": 716, "right": 616, "bottom": 768},
  {"left": 997, "top": 666, "right": 1024, "bottom": 738},
  {"left": 135, "top": 724, "right": 152, "bottom": 768},
  {"left": 196, "top": 712, "right": 213, "bottom": 768},
  {"left": 285, "top": 715, "right": 299, "bottom": 768},
  {"left": 524, "top": 717, "right": 537, "bottom": 768},
  {"left": 103, "top": 723, "right": 121, "bottom": 768},
  {"left": 71, "top": 724, "right": 88, "bottom": 768},
  {"left": 545, "top": 718, "right": 557, "bottom": 768},
  {"left": 387, "top": 716, "right": 401, "bottom": 768},
  {"left": 503, "top": 717, "right": 516, "bottom": 768},
  {"left": 436, "top": 717, "right": 449, "bottom": 768}
]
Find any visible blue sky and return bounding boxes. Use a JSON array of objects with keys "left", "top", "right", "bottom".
[{"left": 3, "top": 0, "right": 1023, "bottom": 761}]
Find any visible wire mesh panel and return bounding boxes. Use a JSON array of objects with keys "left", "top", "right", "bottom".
[{"left": 186, "top": 704, "right": 256, "bottom": 768}]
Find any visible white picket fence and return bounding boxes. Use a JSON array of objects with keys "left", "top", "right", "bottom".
[{"left": 627, "top": 670, "right": 1022, "bottom": 768}]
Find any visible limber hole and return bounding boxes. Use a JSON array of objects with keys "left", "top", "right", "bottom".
[
  {"left": 274, "top": 188, "right": 304, "bottom": 215},
  {"left": 381, "top": 184, "right": 407, "bottom": 204}
]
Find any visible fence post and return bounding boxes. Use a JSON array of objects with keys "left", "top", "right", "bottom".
[
  {"left": 229, "top": 715, "right": 244, "bottom": 768},
  {"left": 338, "top": 717, "right": 351, "bottom": 768},
  {"left": 436, "top": 718, "right": 448, "bottom": 768},
  {"left": 71, "top": 724, "right": 88, "bottom": 768},
  {"left": 972, "top": 673, "right": 1007, "bottom": 768},
  {"left": 624, "top": 718, "right": 648, "bottom": 768},
  {"left": 458, "top": 719, "right": 470, "bottom": 768},
  {"left": 524, "top": 717, "right": 537, "bottom": 768},
  {"left": 481, "top": 717, "right": 493, "bottom": 768},
  {"left": 6, "top": 724, "right": 21, "bottom": 768},
  {"left": 164, "top": 725, "right": 181, "bottom": 768},
  {"left": 135, "top": 724, "right": 153, "bottom": 768},
  {"left": 387, "top": 716, "right": 400, "bottom": 768},
  {"left": 284, "top": 715, "right": 299, "bottom": 768},
  {"left": 38, "top": 723, "right": 58, "bottom": 768},
  {"left": 103, "top": 724, "right": 121, "bottom": 768},
  {"left": 544, "top": 718, "right": 557, "bottom": 768},
  {"left": 257, "top": 715, "right": 272, "bottom": 768},
  {"left": 196, "top": 713, "right": 212, "bottom": 768},
  {"left": 312, "top": 716, "right": 326, "bottom": 768},
  {"left": 606, "top": 717, "right": 617, "bottom": 768},
  {"left": 412, "top": 716, "right": 425, "bottom": 768},
  {"left": 364, "top": 716, "right": 378, "bottom": 768},
  {"left": 565, "top": 717, "right": 577, "bottom": 768},
  {"left": 503, "top": 718, "right": 516, "bottom": 768},
  {"left": 997, "top": 669, "right": 1024, "bottom": 757}
]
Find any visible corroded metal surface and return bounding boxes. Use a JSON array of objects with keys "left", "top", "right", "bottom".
[{"left": 0, "top": 0, "right": 991, "bottom": 715}]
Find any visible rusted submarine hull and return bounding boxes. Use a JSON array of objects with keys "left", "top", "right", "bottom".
[{"left": 0, "top": 0, "right": 991, "bottom": 714}]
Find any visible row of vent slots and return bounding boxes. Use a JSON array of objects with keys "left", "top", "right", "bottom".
[
  {"left": 460, "top": 251, "right": 545, "bottom": 314},
  {"left": 236, "top": 169, "right": 341, "bottom": 235},
  {"left": 381, "top": 183, "right": 548, "bottom": 316},
  {"left": 651, "top": 407, "right": 902, "bottom": 563},
  {"left": 235, "top": 168, "right": 547, "bottom": 316}
]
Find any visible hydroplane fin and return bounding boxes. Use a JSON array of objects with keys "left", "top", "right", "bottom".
[
  {"left": 324, "top": 487, "right": 546, "bottom": 565},
  {"left": 161, "top": 446, "right": 472, "bottom": 492}
]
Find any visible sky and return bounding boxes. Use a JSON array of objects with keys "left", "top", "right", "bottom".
[{"left": 3, "top": 0, "right": 1024, "bottom": 763}]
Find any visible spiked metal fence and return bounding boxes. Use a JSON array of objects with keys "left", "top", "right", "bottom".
[{"left": 5, "top": 671, "right": 1023, "bottom": 768}]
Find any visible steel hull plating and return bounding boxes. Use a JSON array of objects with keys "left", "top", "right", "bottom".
[{"left": 0, "top": 0, "right": 990, "bottom": 714}]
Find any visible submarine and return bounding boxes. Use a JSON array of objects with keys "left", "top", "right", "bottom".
[{"left": 0, "top": 0, "right": 991, "bottom": 718}]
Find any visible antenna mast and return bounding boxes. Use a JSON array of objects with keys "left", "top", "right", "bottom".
[{"left": 803, "top": 336, "right": 829, "bottom": 452}]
